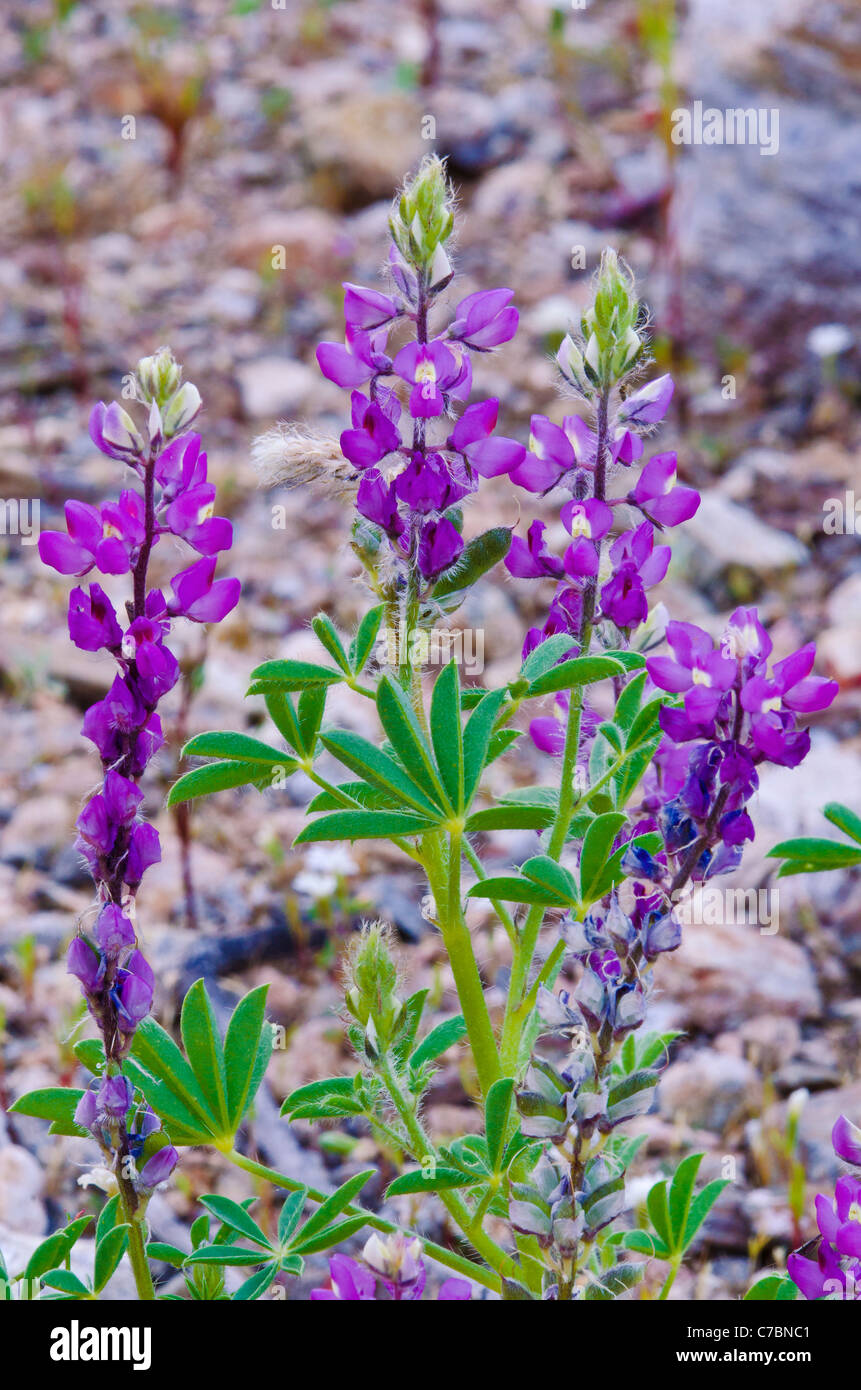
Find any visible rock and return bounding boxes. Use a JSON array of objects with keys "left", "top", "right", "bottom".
[
  {"left": 235, "top": 358, "right": 317, "bottom": 420},
  {"left": 659, "top": 1049, "right": 763, "bottom": 1133},
  {"left": 658, "top": 917, "right": 821, "bottom": 1032},
  {"left": 675, "top": 0, "right": 861, "bottom": 387},
  {"left": 679, "top": 494, "right": 807, "bottom": 580},
  {"left": 0, "top": 796, "right": 75, "bottom": 871},
  {"left": 0, "top": 1145, "right": 45, "bottom": 1234}
]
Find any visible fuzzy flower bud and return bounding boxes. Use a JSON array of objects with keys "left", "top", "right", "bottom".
[
  {"left": 344, "top": 921, "right": 403, "bottom": 1055},
  {"left": 135, "top": 347, "right": 183, "bottom": 408},
  {"left": 389, "top": 156, "right": 454, "bottom": 273}
]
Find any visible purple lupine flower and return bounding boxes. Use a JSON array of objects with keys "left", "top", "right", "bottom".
[
  {"left": 94, "top": 904, "right": 136, "bottom": 954},
  {"left": 393, "top": 339, "right": 471, "bottom": 418},
  {"left": 356, "top": 472, "right": 405, "bottom": 538},
  {"left": 343, "top": 283, "right": 401, "bottom": 331},
  {"left": 506, "top": 520, "right": 564, "bottom": 579},
  {"left": 68, "top": 584, "right": 123, "bottom": 652},
  {"left": 98, "top": 1074, "right": 134, "bottom": 1120},
  {"left": 89, "top": 401, "right": 142, "bottom": 460},
  {"left": 316, "top": 327, "right": 393, "bottom": 388},
  {"left": 647, "top": 621, "right": 737, "bottom": 727},
  {"left": 311, "top": 1253, "right": 378, "bottom": 1301},
  {"left": 510, "top": 416, "right": 576, "bottom": 494},
  {"left": 418, "top": 517, "right": 463, "bottom": 579},
  {"left": 164, "top": 484, "right": 233, "bottom": 555},
  {"left": 67, "top": 935, "right": 103, "bottom": 992},
  {"left": 168, "top": 555, "right": 240, "bottom": 623},
  {"left": 617, "top": 374, "right": 674, "bottom": 427},
  {"left": 833, "top": 1115, "right": 861, "bottom": 1167},
  {"left": 629, "top": 453, "right": 700, "bottom": 527},
  {"left": 340, "top": 389, "right": 402, "bottom": 468},
  {"left": 560, "top": 497, "right": 613, "bottom": 578},
  {"left": 447, "top": 398, "right": 524, "bottom": 477},
  {"left": 138, "top": 1144, "right": 179, "bottom": 1190},
  {"left": 74, "top": 1089, "right": 99, "bottom": 1131},
  {"left": 448, "top": 288, "right": 518, "bottom": 349},
  {"left": 599, "top": 523, "right": 670, "bottom": 630}
]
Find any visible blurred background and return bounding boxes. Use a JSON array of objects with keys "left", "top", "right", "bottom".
[{"left": 0, "top": 0, "right": 858, "bottom": 1298}]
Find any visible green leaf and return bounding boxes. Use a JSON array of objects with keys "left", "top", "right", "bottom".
[
  {"left": 410, "top": 1015, "right": 467, "bottom": 1069},
  {"left": 484, "top": 1078, "right": 515, "bottom": 1171},
  {"left": 321, "top": 729, "right": 442, "bottom": 817},
  {"left": 385, "top": 1167, "right": 480, "bottom": 1196},
  {"left": 682, "top": 1178, "right": 729, "bottom": 1250},
  {"left": 281, "top": 1076, "right": 356, "bottom": 1112},
  {"left": 620, "top": 1229, "right": 670, "bottom": 1259},
  {"left": 768, "top": 836, "right": 861, "bottom": 869},
  {"left": 585, "top": 1262, "right": 644, "bottom": 1299},
  {"left": 392, "top": 988, "right": 429, "bottom": 1066},
  {"left": 465, "top": 875, "right": 570, "bottom": 906},
  {"left": 200, "top": 1195, "right": 272, "bottom": 1250},
  {"left": 579, "top": 812, "right": 628, "bottom": 904},
  {"left": 248, "top": 658, "right": 345, "bottom": 691},
  {"left": 527, "top": 656, "right": 624, "bottom": 697},
  {"left": 146, "top": 1242, "right": 187, "bottom": 1269},
  {"left": 182, "top": 731, "right": 292, "bottom": 766},
  {"left": 350, "top": 604, "right": 385, "bottom": 674},
  {"left": 646, "top": 1177, "right": 672, "bottom": 1249},
  {"left": 24, "top": 1232, "right": 71, "bottom": 1283},
  {"left": 291, "top": 1171, "right": 373, "bottom": 1247},
  {"left": 463, "top": 689, "right": 507, "bottom": 806},
  {"left": 223, "top": 985, "right": 271, "bottom": 1129},
  {"left": 181, "top": 980, "right": 230, "bottom": 1131},
  {"left": 9, "top": 1088, "right": 85, "bottom": 1133},
  {"left": 262, "top": 690, "right": 304, "bottom": 754},
  {"left": 294, "top": 809, "right": 437, "bottom": 845},
  {"left": 291, "top": 1214, "right": 369, "bottom": 1256},
  {"left": 74, "top": 1039, "right": 105, "bottom": 1074},
  {"left": 277, "top": 1190, "right": 307, "bottom": 1247},
  {"left": 376, "top": 677, "right": 452, "bottom": 812},
  {"left": 744, "top": 1274, "right": 799, "bottom": 1301},
  {"left": 184, "top": 1245, "right": 265, "bottom": 1267},
  {"left": 167, "top": 760, "right": 277, "bottom": 807},
  {"left": 431, "top": 526, "right": 512, "bottom": 600},
  {"left": 465, "top": 805, "right": 556, "bottom": 833},
  {"left": 430, "top": 661, "right": 464, "bottom": 812},
  {"left": 306, "top": 781, "right": 395, "bottom": 813},
  {"left": 311, "top": 614, "right": 352, "bottom": 674},
  {"left": 297, "top": 684, "right": 326, "bottom": 752},
  {"left": 42, "top": 1269, "right": 91, "bottom": 1297},
  {"left": 130, "top": 1016, "right": 219, "bottom": 1135},
  {"left": 823, "top": 802, "right": 861, "bottom": 845},
  {"left": 626, "top": 697, "right": 668, "bottom": 750},
  {"left": 95, "top": 1194, "right": 121, "bottom": 1248},
  {"left": 602, "top": 648, "right": 646, "bottom": 671},
  {"left": 613, "top": 672, "right": 647, "bottom": 731},
  {"left": 667, "top": 1153, "right": 703, "bottom": 1251},
  {"left": 519, "top": 634, "right": 579, "bottom": 683},
  {"left": 521, "top": 854, "right": 578, "bottom": 904},
  {"left": 233, "top": 1262, "right": 279, "bottom": 1300},
  {"left": 93, "top": 1225, "right": 130, "bottom": 1294}
]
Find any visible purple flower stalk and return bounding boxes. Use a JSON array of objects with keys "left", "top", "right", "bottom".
[
  {"left": 39, "top": 349, "right": 238, "bottom": 1210},
  {"left": 313, "top": 156, "right": 523, "bottom": 638}
]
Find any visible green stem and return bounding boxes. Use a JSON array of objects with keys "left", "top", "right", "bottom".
[
  {"left": 227, "top": 1148, "right": 503, "bottom": 1293},
  {"left": 433, "top": 832, "right": 501, "bottom": 1095},
  {"left": 658, "top": 1256, "right": 681, "bottom": 1301},
  {"left": 376, "top": 1055, "right": 516, "bottom": 1282},
  {"left": 119, "top": 1194, "right": 155, "bottom": 1301}
]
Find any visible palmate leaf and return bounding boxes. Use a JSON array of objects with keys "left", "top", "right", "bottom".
[
  {"left": 642, "top": 1154, "right": 729, "bottom": 1259},
  {"left": 129, "top": 982, "right": 272, "bottom": 1147},
  {"left": 9, "top": 1087, "right": 87, "bottom": 1138}
]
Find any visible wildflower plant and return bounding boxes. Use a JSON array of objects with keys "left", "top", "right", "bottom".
[{"left": 10, "top": 160, "right": 842, "bottom": 1302}]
